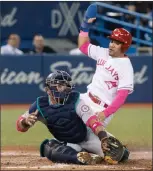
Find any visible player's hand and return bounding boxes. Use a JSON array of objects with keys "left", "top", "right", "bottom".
[
  {"left": 101, "top": 137, "right": 110, "bottom": 152},
  {"left": 24, "top": 110, "right": 38, "bottom": 127},
  {"left": 96, "top": 111, "right": 106, "bottom": 122},
  {"left": 87, "top": 18, "right": 96, "bottom": 23},
  {"left": 80, "top": 3, "right": 97, "bottom": 32}
]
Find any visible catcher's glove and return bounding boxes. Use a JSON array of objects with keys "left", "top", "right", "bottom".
[{"left": 101, "top": 136, "right": 128, "bottom": 164}]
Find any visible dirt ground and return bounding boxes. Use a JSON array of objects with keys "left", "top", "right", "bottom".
[{"left": 1, "top": 147, "right": 152, "bottom": 171}]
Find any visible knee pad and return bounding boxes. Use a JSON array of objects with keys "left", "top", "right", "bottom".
[
  {"left": 40, "top": 139, "right": 82, "bottom": 164},
  {"left": 40, "top": 138, "right": 60, "bottom": 157}
]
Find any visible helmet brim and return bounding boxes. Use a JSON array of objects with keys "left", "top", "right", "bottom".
[{"left": 107, "top": 35, "right": 124, "bottom": 44}]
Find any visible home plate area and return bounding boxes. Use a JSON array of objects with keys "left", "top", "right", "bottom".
[{"left": 1, "top": 150, "right": 152, "bottom": 171}]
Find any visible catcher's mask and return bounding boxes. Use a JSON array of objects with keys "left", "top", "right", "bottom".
[{"left": 45, "top": 70, "right": 74, "bottom": 105}]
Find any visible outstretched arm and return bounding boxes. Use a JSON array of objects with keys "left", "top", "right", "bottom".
[
  {"left": 78, "top": 3, "right": 97, "bottom": 49},
  {"left": 78, "top": 3, "right": 108, "bottom": 60},
  {"left": 16, "top": 102, "right": 38, "bottom": 132},
  {"left": 16, "top": 110, "right": 38, "bottom": 132},
  {"left": 86, "top": 115, "right": 108, "bottom": 142},
  {"left": 97, "top": 89, "right": 129, "bottom": 122}
]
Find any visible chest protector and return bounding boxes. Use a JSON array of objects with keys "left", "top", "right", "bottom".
[{"left": 37, "top": 91, "right": 87, "bottom": 143}]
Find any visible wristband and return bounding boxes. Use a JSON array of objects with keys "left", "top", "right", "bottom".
[
  {"left": 98, "top": 131, "right": 107, "bottom": 141},
  {"left": 79, "top": 31, "right": 89, "bottom": 37},
  {"left": 16, "top": 117, "right": 29, "bottom": 132},
  {"left": 91, "top": 122, "right": 103, "bottom": 133}
]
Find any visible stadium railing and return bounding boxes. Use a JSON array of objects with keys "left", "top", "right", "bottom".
[{"left": 91, "top": 2, "right": 152, "bottom": 53}]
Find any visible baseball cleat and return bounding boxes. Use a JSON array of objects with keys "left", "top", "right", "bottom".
[
  {"left": 104, "top": 156, "right": 118, "bottom": 165},
  {"left": 77, "top": 152, "right": 103, "bottom": 165}
]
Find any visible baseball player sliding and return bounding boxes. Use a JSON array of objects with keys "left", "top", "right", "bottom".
[
  {"left": 16, "top": 3, "right": 133, "bottom": 165},
  {"left": 16, "top": 70, "right": 129, "bottom": 165},
  {"left": 78, "top": 3, "right": 134, "bottom": 127}
]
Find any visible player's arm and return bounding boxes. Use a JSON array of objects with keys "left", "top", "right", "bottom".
[
  {"left": 16, "top": 101, "right": 38, "bottom": 132},
  {"left": 78, "top": 3, "right": 97, "bottom": 48},
  {"left": 97, "top": 60, "right": 134, "bottom": 121},
  {"left": 78, "top": 3, "right": 96, "bottom": 51},
  {"left": 76, "top": 99, "right": 108, "bottom": 143},
  {"left": 78, "top": 3, "right": 108, "bottom": 60}
]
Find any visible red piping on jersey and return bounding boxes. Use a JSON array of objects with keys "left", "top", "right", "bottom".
[
  {"left": 16, "top": 116, "right": 29, "bottom": 132},
  {"left": 103, "top": 89, "right": 129, "bottom": 117}
]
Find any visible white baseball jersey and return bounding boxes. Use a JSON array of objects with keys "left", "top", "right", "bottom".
[{"left": 87, "top": 44, "right": 134, "bottom": 105}]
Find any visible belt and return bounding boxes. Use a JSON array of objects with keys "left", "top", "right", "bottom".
[{"left": 89, "top": 92, "right": 108, "bottom": 108}]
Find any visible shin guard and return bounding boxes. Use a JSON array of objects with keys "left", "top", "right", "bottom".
[{"left": 40, "top": 139, "right": 85, "bottom": 164}]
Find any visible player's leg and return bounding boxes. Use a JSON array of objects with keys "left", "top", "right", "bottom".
[
  {"left": 40, "top": 138, "right": 100, "bottom": 165},
  {"left": 66, "top": 142, "right": 103, "bottom": 164},
  {"left": 66, "top": 143, "right": 83, "bottom": 152},
  {"left": 79, "top": 127, "right": 104, "bottom": 157},
  {"left": 79, "top": 128, "right": 130, "bottom": 162}
]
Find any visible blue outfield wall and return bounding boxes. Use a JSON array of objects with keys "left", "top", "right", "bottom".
[
  {"left": 0, "top": 55, "right": 152, "bottom": 104},
  {"left": 1, "top": 2, "right": 90, "bottom": 40}
]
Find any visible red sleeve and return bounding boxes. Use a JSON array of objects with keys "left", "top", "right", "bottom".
[
  {"left": 103, "top": 89, "right": 129, "bottom": 118},
  {"left": 16, "top": 116, "right": 29, "bottom": 132}
]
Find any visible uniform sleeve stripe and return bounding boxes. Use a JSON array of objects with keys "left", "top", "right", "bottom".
[
  {"left": 117, "top": 87, "right": 133, "bottom": 90},
  {"left": 117, "top": 88, "right": 134, "bottom": 94}
]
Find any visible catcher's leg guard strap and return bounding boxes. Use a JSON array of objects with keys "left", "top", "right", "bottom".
[{"left": 40, "top": 139, "right": 85, "bottom": 164}]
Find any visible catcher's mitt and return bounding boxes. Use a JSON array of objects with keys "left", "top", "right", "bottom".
[{"left": 101, "top": 136, "right": 128, "bottom": 164}]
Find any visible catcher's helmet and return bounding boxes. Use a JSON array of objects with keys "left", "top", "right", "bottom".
[
  {"left": 45, "top": 70, "right": 74, "bottom": 105},
  {"left": 108, "top": 28, "right": 132, "bottom": 52}
]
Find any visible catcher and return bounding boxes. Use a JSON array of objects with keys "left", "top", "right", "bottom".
[{"left": 16, "top": 70, "right": 129, "bottom": 165}]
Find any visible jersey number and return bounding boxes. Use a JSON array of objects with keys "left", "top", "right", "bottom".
[{"left": 105, "top": 81, "right": 118, "bottom": 90}]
